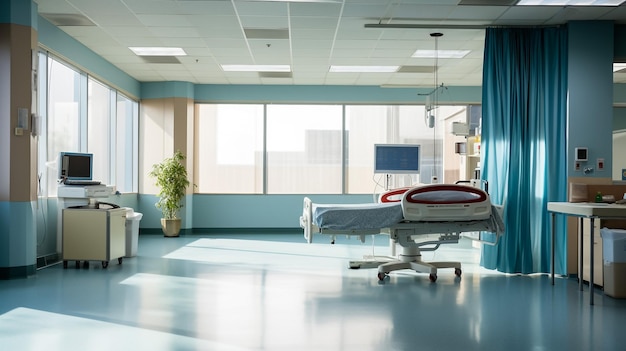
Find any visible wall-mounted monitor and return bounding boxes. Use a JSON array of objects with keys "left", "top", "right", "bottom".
[
  {"left": 575, "top": 147, "right": 588, "bottom": 162},
  {"left": 374, "top": 144, "right": 420, "bottom": 174},
  {"left": 58, "top": 152, "right": 93, "bottom": 181}
]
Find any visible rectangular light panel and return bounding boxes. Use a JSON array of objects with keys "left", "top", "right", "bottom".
[
  {"left": 129, "top": 47, "right": 187, "bottom": 56},
  {"left": 221, "top": 65, "right": 291, "bottom": 72},
  {"left": 412, "top": 50, "right": 471, "bottom": 59},
  {"left": 329, "top": 66, "right": 400, "bottom": 73}
]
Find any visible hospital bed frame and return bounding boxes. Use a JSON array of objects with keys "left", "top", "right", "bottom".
[{"left": 300, "top": 184, "right": 504, "bottom": 282}]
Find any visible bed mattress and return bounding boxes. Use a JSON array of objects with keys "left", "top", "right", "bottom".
[{"left": 313, "top": 202, "right": 403, "bottom": 230}]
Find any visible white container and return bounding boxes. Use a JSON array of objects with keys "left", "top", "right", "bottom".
[
  {"left": 601, "top": 228, "right": 626, "bottom": 263},
  {"left": 601, "top": 228, "right": 626, "bottom": 298},
  {"left": 125, "top": 210, "right": 143, "bottom": 257}
]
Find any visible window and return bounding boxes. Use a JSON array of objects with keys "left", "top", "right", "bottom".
[
  {"left": 40, "top": 56, "right": 83, "bottom": 196},
  {"left": 195, "top": 104, "right": 264, "bottom": 193},
  {"left": 37, "top": 52, "right": 139, "bottom": 196},
  {"left": 115, "top": 94, "right": 139, "bottom": 193},
  {"left": 88, "top": 78, "right": 112, "bottom": 185},
  {"left": 195, "top": 103, "right": 465, "bottom": 195},
  {"left": 266, "top": 105, "right": 343, "bottom": 194}
]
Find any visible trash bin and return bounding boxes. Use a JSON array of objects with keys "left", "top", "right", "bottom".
[
  {"left": 600, "top": 228, "right": 626, "bottom": 298},
  {"left": 124, "top": 208, "right": 143, "bottom": 258}
]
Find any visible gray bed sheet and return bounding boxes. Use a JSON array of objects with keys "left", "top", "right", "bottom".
[{"left": 312, "top": 202, "right": 404, "bottom": 230}]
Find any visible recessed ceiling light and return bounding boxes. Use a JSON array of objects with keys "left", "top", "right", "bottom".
[
  {"left": 517, "top": 0, "right": 625, "bottom": 5},
  {"left": 412, "top": 50, "right": 471, "bottom": 59},
  {"left": 329, "top": 66, "right": 400, "bottom": 73},
  {"left": 129, "top": 47, "right": 186, "bottom": 56},
  {"left": 221, "top": 65, "right": 291, "bottom": 72}
]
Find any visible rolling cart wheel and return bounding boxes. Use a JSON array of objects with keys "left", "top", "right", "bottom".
[
  {"left": 102, "top": 261, "right": 109, "bottom": 269},
  {"left": 429, "top": 274, "right": 438, "bottom": 282},
  {"left": 377, "top": 272, "right": 387, "bottom": 281},
  {"left": 63, "top": 261, "right": 68, "bottom": 269},
  {"left": 455, "top": 268, "right": 462, "bottom": 277},
  {"left": 75, "top": 261, "right": 80, "bottom": 269},
  {"left": 118, "top": 257, "right": 123, "bottom": 265},
  {"left": 83, "top": 261, "right": 89, "bottom": 269}
]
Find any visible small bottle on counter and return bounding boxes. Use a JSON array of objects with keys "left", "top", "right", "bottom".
[{"left": 595, "top": 191, "right": 603, "bottom": 203}]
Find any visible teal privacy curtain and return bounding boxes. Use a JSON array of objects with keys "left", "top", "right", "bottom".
[{"left": 480, "top": 27, "right": 568, "bottom": 274}]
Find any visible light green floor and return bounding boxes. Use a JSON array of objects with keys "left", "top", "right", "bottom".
[{"left": 1, "top": 233, "right": 625, "bottom": 351}]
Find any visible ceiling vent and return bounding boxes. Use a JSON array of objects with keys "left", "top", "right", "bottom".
[
  {"left": 140, "top": 56, "right": 181, "bottom": 64},
  {"left": 259, "top": 72, "right": 292, "bottom": 78},
  {"left": 244, "top": 29, "right": 289, "bottom": 40},
  {"left": 41, "top": 13, "right": 96, "bottom": 26}
]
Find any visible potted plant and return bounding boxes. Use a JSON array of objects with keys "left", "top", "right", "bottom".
[{"left": 149, "top": 150, "right": 190, "bottom": 237}]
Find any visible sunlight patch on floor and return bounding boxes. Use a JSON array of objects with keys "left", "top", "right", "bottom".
[
  {"left": 0, "top": 307, "right": 250, "bottom": 351},
  {"left": 161, "top": 237, "right": 503, "bottom": 277}
]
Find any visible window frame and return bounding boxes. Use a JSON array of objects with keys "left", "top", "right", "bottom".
[{"left": 37, "top": 50, "right": 139, "bottom": 197}]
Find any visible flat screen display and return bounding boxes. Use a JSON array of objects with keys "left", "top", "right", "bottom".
[
  {"left": 374, "top": 144, "right": 420, "bottom": 174},
  {"left": 59, "top": 152, "right": 93, "bottom": 180}
]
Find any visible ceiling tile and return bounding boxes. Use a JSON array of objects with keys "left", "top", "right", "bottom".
[{"left": 36, "top": 0, "right": 626, "bottom": 86}]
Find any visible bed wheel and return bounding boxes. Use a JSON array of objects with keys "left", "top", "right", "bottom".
[
  {"left": 102, "top": 261, "right": 109, "bottom": 269},
  {"left": 377, "top": 272, "right": 387, "bottom": 281},
  {"left": 429, "top": 274, "right": 437, "bottom": 282},
  {"left": 455, "top": 268, "right": 462, "bottom": 277}
]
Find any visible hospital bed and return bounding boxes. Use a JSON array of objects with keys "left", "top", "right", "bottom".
[{"left": 299, "top": 183, "right": 505, "bottom": 282}]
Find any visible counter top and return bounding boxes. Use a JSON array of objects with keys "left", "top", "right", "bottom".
[{"left": 547, "top": 202, "right": 626, "bottom": 218}]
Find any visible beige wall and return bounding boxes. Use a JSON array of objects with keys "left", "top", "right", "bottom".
[
  {"left": 0, "top": 23, "right": 37, "bottom": 202},
  {"left": 139, "top": 97, "right": 194, "bottom": 195},
  {"left": 566, "top": 177, "right": 613, "bottom": 274}
]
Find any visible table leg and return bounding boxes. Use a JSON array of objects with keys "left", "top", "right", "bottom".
[
  {"left": 550, "top": 212, "right": 556, "bottom": 285},
  {"left": 579, "top": 217, "right": 583, "bottom": 291},
  {"left": 590, "top": 217, "right": 595, "bottom": 305}
]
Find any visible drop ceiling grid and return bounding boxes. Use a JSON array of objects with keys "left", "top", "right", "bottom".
[
  {"left": 101, "top": 26, "right": 154, "bottom": 38},
  {"left": 239, "top": 16, "right": 290, "bottom": 29},
  {"left": 121, "top": 0, "right": 182, "bottom": 15},
  {"left": 34, "top": 0, "right": 626, "bottom": 86},
  {"left": 385, "top": 4, "right": 459, "bottom": 20},
  {"left": 446, "top": 5, "right": 510, "bottom": 21},
  {"left": 147, "top": 27, "right": 203, "bottom": 38},
  {"left": 174, "top": 1, "right": 236, "bottom": 16},
  {"left": 233, "top": 1, "right": 289, "bottom": 17},
  {"left": 87, "top": 13, "right": 144, "bottom": 27},
  {"left": 36, "top": 0, "right": 79, "bottom": 14},
  {"left": 248, "top": 46, "right": 292, "bottom": 64},
  {"left": 159, "top": 38, "right": 208, "bottom": 48},
  {"left": 67, "top": 0, "right": 131, "bottom": 15}
]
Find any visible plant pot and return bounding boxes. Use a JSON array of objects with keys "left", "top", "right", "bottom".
[{"left": 161, "top": 218, "right": 181, "bottom": 237}]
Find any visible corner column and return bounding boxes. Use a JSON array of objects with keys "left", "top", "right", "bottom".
[
  {"left": 565, "top": 21, "right": 614, "bottom": 275},
  {"left": 139, "top": 82, "right": 195, "bottom": 231},
  {"left": 0, "top": 0, "right": 38, "bottom": 279}
]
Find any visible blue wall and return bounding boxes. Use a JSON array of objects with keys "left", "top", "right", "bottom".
[
  {"left": 567, "top": 22, "right": 614, "bottom": 178},
  {"left": 192, "top": 194, "right": 375, "bottom": 229},
  {"left": 191, "top": 84, "right": 481, "bottom": 104}
]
